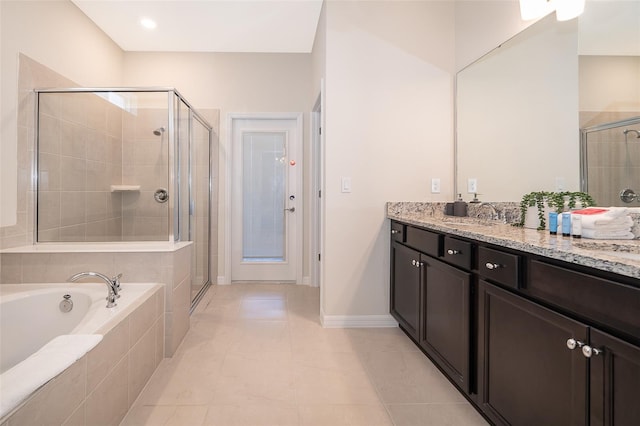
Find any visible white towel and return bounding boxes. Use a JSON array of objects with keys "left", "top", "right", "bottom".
[
  {"left": 581, "top": 216, "right": 633, "bottom": 230},
  {"left": 572, "top": 207, "right": 630, "bottom": 229},
  {"left": 0, "top": 334, "right": 103, "bottom": 419},
  {"left": 581, "top": 229, "right": 635, "bottom": 240}
]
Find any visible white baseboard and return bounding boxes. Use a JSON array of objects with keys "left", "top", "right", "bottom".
[
  {"left": 216, "top": 276, "right": 230, "bottom": 285},
  {"left": 320, "top": 313, "right": 398, "bottom": 328}
]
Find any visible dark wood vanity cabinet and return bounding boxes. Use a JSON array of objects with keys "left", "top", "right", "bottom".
[
  {"left": 389, "top": 219, "right": 640, "bottom": 426},
  {"left": 420, "top": 255, "right": 471, "bottom": 393},
  {"left": 478, "top": 280, "right": 588, "bottom": 426},
  {"left": 390, "top": 224, "right": 472, "bottom": 394},
  {"left": 390, "top": 241, "right": 421, "bottom": 340},
  {"left": 589, "top": 329, "right": 640, "bottom": 426}
]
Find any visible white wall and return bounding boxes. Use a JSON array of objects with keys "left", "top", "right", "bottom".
[
  {"left": 321, "top": 1, "right": 456, "bottom": 320},
  {"left": 455, "top": 1, "right": 538, "bottom": 71},
  {"left": 123, "top": 52, "right": 312, "bottom": 283},
  {"left": 0, "top": 0, "right": 124, "bottom": 229}
]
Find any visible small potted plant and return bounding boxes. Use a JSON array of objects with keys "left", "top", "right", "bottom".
[{"left": 516, "top": 191, "right": 596, "bottom": 230}]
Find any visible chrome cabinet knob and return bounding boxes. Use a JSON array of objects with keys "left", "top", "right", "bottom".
[
  {"left": 566, "top": 338, "right": 585, "bottom": 350},
  {"left": 447, "top": 249, "right": 460, "bottom": 255},
  {"left": 391, "top": 229, "right": 401, "bottom": 234},
  {"left": 485, "top": 262, "right": 502, "bottom": 270},
  {"left": 411, "top": 260, "right": 416, "bottom": 266},
  {"left": 582, "top": 345, "right": 602, "bottom": 358}
]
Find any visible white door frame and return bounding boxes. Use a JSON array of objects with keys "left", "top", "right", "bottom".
[
  {"left": 310, "top": 88, "right": 324, "bottom": 288},
  {"left": 225, "top": 112, "right": 303, "bottom": 284}
]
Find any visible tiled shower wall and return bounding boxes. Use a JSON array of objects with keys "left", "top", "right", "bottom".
[
  {"left": 121, "top": 107, "right": 170, "bottom": 241},
  {"left": 580, "top": 111, "right": 640, "bottom": 207},
  {"left": 38, "top": 92, "right": 125, "bottom": 241}
]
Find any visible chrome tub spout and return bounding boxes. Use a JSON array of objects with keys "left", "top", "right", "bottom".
[{"left": 68, "top": 271, "right": 121, "bottom": 308}]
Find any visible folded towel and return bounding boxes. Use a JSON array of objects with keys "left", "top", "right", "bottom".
[
  {"left": 580, "top": 216, "right": 633, "bottom": 230},
  {"left": 572, "top": 207, "right": 630, "bottom": 228},
  {"left": 0, "top": 334, "right": 103, "bottom": 419},
  {"left": 581, "top": 229, "right": 635, "bottom": 239}
]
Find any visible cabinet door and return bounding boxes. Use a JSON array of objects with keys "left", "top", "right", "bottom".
[
  {"left": 589, "top": 329, "right": 640, "bottom": 426},
  {"left": 420, "top": 255, "right": 472, "bottom": 393},
  {"left": 478, "top": 280, "right": 588, "bottom": 426},
  {"left": 390, "top": 242, "right": 421, "bottom": 340}
]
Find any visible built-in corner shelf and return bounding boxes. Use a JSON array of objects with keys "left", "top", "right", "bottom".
[{"left": 110, "top": 185, "right": 141, "bottom": 192}]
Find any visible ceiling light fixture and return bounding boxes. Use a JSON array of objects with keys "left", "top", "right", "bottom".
[
  {"left": 140, "top": 17, "right": 157, "bottom": 30},
  {"left": 519, "top": 0, "right": 585, "bottom": 21},
  {"left": 555, "top": 0, "right": 585, "bottom": 21}
]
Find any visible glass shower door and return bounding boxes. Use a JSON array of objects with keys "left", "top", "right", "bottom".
[{"left": 190, "top": 115, "right": 211, "bottom": 303}]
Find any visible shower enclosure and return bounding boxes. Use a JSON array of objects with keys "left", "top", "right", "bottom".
[
  {"left": 581, "top": 116, "right": 640, "bottom": 207},
  {"left": 35, "top": 88, "right": 213, "bottom": 306}
]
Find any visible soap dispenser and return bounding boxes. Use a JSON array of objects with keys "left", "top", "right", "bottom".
[{"left": 453, "top": 194, "right": 468, "bottom": 217}]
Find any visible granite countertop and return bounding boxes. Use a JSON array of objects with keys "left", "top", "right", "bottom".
[{"left": 387, "top": 202, "right": 640, "bottom": 280}]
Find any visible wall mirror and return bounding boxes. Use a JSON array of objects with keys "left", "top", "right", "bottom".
[{"left": 456, "top": 1, "right": 640, "bottom": 204}]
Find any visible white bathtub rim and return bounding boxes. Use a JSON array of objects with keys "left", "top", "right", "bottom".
[{"left": 0, "top": 282, "right": 163, "bottom": 422}]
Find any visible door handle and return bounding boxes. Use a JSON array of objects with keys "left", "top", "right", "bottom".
[{"left": 284, "top": 207, "right": 295, "bottom": 213}]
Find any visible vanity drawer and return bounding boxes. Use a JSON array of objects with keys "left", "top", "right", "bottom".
[
  {"left": 528, "top": 260, "right": 640, "bottom": 342},
  {"left": 405, "top": 226, "right": 442, "bottom": 257},
  {"left": 443, "top": 236, "right": 473, "bottom": 270},
  {"left": 391, "top": 221, "right": 406, "bottom": 243},
  {"left": 477, "top": 246, "right": 521, "bottom": 288}
]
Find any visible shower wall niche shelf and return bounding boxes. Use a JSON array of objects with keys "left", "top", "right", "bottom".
[{"left": 110, "top": 185, "right": 141, "bottom": 192}]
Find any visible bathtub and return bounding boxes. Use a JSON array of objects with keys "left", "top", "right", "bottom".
[{"left": 0, "top": 282, "right": 162, "bottom": 421}]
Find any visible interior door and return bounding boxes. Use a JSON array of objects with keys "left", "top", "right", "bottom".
[{"left": 231, "top": 116, "right": 301, "bottom": 282}]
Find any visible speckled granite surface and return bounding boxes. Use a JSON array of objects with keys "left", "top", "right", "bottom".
[{"left": 387, "top": 202, "right": 640, "bottom": 280}]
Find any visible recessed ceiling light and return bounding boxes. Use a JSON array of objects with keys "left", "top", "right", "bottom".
[{"left": 140, "top": 17, "right": 157, "bottom": 30}]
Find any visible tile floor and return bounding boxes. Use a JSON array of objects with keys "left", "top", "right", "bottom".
[{"left": 121, "top": 283, "right": 489, "bottom": 426}]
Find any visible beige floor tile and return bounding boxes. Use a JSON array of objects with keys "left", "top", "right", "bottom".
[
  {"left": 121, "top": 405, "right": 209, "bottom": 426},
  {"left": 227, "top": 320, "right": 292, "bottom": 354},
  {"left": 298, "top": 404, "right": 393, "bottom": 426},
  {"left": 124, "top": 283, "right": 486, "bottom": 425},
  {"left": 294, "top": 363, "right": 380, "bottom": 405},
  {"left": 239, "top": 298, "right": 288, "bottom": 320},
  {"left": 211, "top": 352, "right": 296, "bottom": 405},
  {"left": 203, "top": 404, "right": 299, "bottom": 426},
  {"left": 290, "top": 324, "right": 359, "bottom": 353},
  {"left": 387, "top": 403, "right": 489, "bottom": 426},
  {"left": 348, "top": 327, "right": 421, "bottom": 353},
  {"left": 364, "top": 351, "right": 467, "bottom": 404}
]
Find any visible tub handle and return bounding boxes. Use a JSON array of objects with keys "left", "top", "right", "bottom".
[{"left": 112, "top": 273, "right": 123, "bottom": 298}]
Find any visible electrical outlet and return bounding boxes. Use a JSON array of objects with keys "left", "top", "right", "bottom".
[
  {"left": 555, "top": 177, "right": 565, "bottom": 192},
  {"left": 431, "top": 178, "right": 441, "bottom": 193},
  {"left": 467, "top": 178, "right": 478, "bottom": 193}
]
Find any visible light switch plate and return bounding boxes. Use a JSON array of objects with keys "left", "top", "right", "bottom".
[
  {"left": 431, "top": 178, "right": 441, "bottom": 193},
  {"left": 341, "top": 177, "right": 352, "bottom": 193}
]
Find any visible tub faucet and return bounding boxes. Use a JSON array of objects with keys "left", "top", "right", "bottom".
[{"left": 68, "top": 271, "right": 121, "bottom": 308}]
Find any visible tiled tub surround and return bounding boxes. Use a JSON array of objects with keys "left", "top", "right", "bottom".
[
  {"left": 387, "top": 202, "right": 640, "bottom": 280},
  {"left": 0, "top": 283, "right": 164, "bottom": 426},
  {"left": 0, "top": 242, "right": 192, "bottom": 356}
]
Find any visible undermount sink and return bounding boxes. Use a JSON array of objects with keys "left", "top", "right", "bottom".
[{"left": 440, "top": 217, "right": 500, "bottom": 227}]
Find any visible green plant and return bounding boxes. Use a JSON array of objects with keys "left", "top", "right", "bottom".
[{"left": 516, "top": 191, "right": 596, "bottom": 230}]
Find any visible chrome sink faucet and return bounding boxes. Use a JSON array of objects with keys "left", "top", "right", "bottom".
[
  {"left": 68, "top": 271, "right": 123, "bottom": 308},
  {"left": 478, "top": 202, "right": 503, "bottom": 222}
]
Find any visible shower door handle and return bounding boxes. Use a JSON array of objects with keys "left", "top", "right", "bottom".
[{"left": 284, "top": 207, "right": 295, "bottom": 213}]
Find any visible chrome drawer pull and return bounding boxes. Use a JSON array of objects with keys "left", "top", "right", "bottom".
[
  {"left": 566, "top": 338, "right": 585, "bottom": 350},
  {"left": 447, "top": 249, "right": 460, "bottom": 255},
  {"left": 485, "top": 262, "right": 502, "bottom": 270},
  {"left": 582, "top": 345, "right": 602, "bottom": 358}
]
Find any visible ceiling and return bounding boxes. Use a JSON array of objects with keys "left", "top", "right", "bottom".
[{"left": 71, "top": 0, "right": 324, "bottom": 53}]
